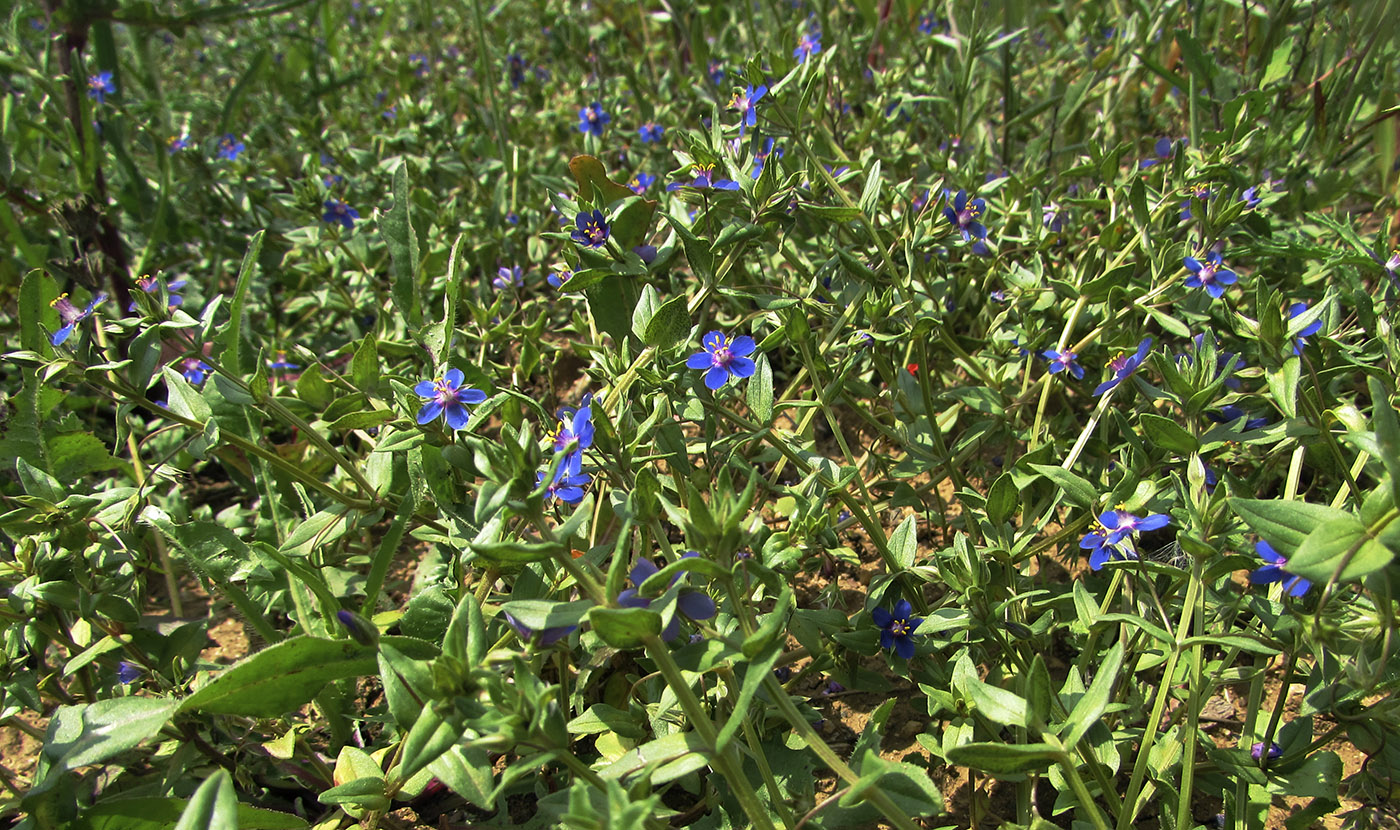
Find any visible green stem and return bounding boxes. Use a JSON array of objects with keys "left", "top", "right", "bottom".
[
  {"left": 642, "top": 635, "right": 777, "bottom": 830},
  {"left": 760, "top": 674, "right": 925, "bottom": 830},
  {"left": 1116, "top": 573, "right": 1201, "bottom": 830},
  {"left": 1175, "top": 556, "right": 1205, "bottom": 830}
]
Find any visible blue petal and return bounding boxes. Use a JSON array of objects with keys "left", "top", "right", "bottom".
[
  {"left": 1138, "top": 514, "right": 1170, "bottom": 532},
  {"left": 892, "top": 599, "right": 913, "bottom": 619},
  {"left": 704, "top": 366, "right": 730, "bottom": 390},
  {"left": 686, "top": 351, "right": 714, "bottom": 369},
  {"left": 871, "top": 606, "right": 893, "bottom": 627},
  {"left": 443, "top": 367, "right": 464, "bottom": 387},
  {"left": 416, "top": 401, "right": 443, "bottom": 424},
  {"left": 630, "top": 558, "right": 659, "bottom": 586},
  {"left": 458, "top": 388, "right": 488, "bottom": 405},
  {"left": 879, "top": 629, "right": 894, "bottom": 650},
  {"left": 443, "top": 404, "right": 470, "bottom": 430},
  {"left": 1184, "top": 257, "right": 1202, "bottom": 273},
  {"left": 728, "top": 356, "right": 756, "bottom": 379},
  {"left": 678, "top": 590, "right": 717, "bottom": 621},
  {"left": 894, "top": 635, "right": 916, "bottom": 660},
  {"left": 413, "top": 379, "right": 437, "bottom": 397}
]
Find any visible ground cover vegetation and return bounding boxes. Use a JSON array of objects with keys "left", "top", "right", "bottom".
[{"left": 3, "top": 0, "right": 1400, "bottom": 827}]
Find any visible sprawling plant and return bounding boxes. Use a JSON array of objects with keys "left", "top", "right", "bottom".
[{"left": 3, "top": 0, "right": 1400, "bottom": 828}]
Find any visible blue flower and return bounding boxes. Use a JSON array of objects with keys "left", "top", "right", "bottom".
[
  {"left": 638, "top": 122, "right": 664, "bottom": 143},
  {"left": 408, "top": 53, "right": 430, "bottom": 77},
  {"left": 503, "top": 611, "right": 575, "bottom": 647},
  {"left": 1288, "top": 302, "right": 1323, "bottom": 355},
  {"left": 686, "top": 330, "right": 758, "bottom": 390},
  {"left": 1249, "top": 540, "right": 1311, "bottom": 597},
  {"left": 216, "top": 134, "right": 245, "bottom": 162},
  {"left": 667, "top": 163, "right": 741, "bottom": 192},
  {"left": 178, "top": 357, "right": 212, "bottom": 385},
  {"left": 1208, "top": 406, "right": 1268, "bottom": 430},
  {"left": 872, "top": 599, "right": 922, "bottom": 659},
  {"left": 87, "top": 71, "right": 115, "bottom": 104},
  {"left": 1097, "top": 509, "right": 1170, "bottom": 546},
  {"left": 751, "top": 138, "right": 782, "bottom": 179},
  {"left": 728, "top": 84, "right": 768, "bottom": 137},
  {"left": 917, "top": 13, "right": 941, "bottom": 34},
  {"left": 577, "top": 102, "right": 611, "bottom": 136},
  {"left": 618, "top": 555, "right": 717, "bottom": 642},
  {"left": 942, "top": 190, "right": 988, "bottom": 242},
  {"left": 413, "top": 368, "right": 488, "bottom": 430},
  {"left": 1183, "top": 251, "right": 1237, "bottom": 299},
  {"left": 117, "top": 661, "right": 142, "bottom": 685},
  {"left": 1180, "top": 185, "right": 1213, "bottom": 220},
  {"left": 493, "top": 265, "right": 524, "bottom": 289},
  {"left": 130, "top": 274, "right": 187, "bottom": 312},
  {"left": 794, "top": 30, "right": 822, "bottom": 62},
  {"left": 1079, "top": 529, "right": 1132, "bottom": 570},
  {"left": 707, "top": 60, "right": 725, "bottom": 85},
  {"left": 547, "top": 268, "right": 573, "bottom": 289},
  {"left": 1042, "top": 349, "right": 1084, "bottom": 379},
  {"left": 50, "top": 292, "right": 106, "bottom": 346},
  {"left": 506, "top": 53, "right": 527, "bottom": 88},
  {"left": 1138, "top": 137, "right": 1179, "bottom": 169},
  {"left": 1251, "top": 741, "right": 1283, "bottom": 761},
  {"left": 1239, "top": 186, "right": 1261, "bottom": 209},
  {"left": 323, "top": 199, "right": 360, "bottom": 230},
  {"left": 1093, "top": 338, "right": 1153, "bottom": 396},
  {"left": 548, "top": 394, "right": 595, "bottom": 474},
  {"left": 628, "top": 172, "right": 655, "bottom": 194},
  {"left": 536, "top": 467, "right": 591, "bottom": 505},
  {"left": 571, "top": 209, "right": 610, "bottom": 248},
  {"left": 167, "top": 134, "right": 190, "bottom": 154},
  {"left": 269, "top": 351, "right": 300, "bottom": 372}
]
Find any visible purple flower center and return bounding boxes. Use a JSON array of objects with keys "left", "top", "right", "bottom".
[
  {"left": 1109, "top": 353, "right": 1130, "bottom": 372},
  {"left": 710, "top": 345, "right": 733, "bottom": 366},
  {"left": 432, "top": 378, "right": 457, "bottom": 405},
  {"left": 891, "top": 618, "right": 910, "bottom": 636},
  {"left": 958, "top": 206, "right": 980, "bottom": 226}
]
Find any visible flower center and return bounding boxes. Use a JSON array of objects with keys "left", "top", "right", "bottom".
[
  {"left": 891, "top": 619, "right": 909, "bottom": 636},
  {"left": 711, "top": 346, "right": 733, "bottom": 367}
]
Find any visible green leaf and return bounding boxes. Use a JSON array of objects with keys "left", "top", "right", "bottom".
[
  {"left": 212, "top": 229, "right": 264, "bottom": 375},
  {"left": 173, "top": 771, "right": 239, "bottom": 830},
  {"left": 598, "top": 731, "right": 710, "bottom": 784},
  {"left": 946, "top": 741, "right": 1059, "bottom": 773},
  {"left": 179, "top": 636, "right": 376, "bottom": 717},
  {"left": 162, "top": 366, "right": 211, "bottom": 423},
  {"left": 427, "top": 745, "right": 494, "bottom": 808},
  {"left": 1228, "top": 498, "right": 1351, "bottom": 558},
  {"left": 630, "top": 283, "right": 661, "bottom": 342},
  {"left": 1063, "top": 642, "right": 1122, "bottom": 749},
  {"left": 47, "top": 432, "right": 122, "bottom": 481},
  {"left": 443, "top": 590, "right": 486, "bottom": 668},
  {"left": 378, "top": 644, "right": 433, "bottom": 730},
  {"left": 1368, "top": 377, "right": 1400, "bottom": 508},
  {"left": 351, "top": 334, "right": 379, "bottom": 393},
  {"left": 318, "top": 777, "right": 390, "bottom": 812},
  {"left": 746, "top": 351, "right": 774, "bottom": 425},
  {"left": 590, "top": 606, "right": 662, "bottom": 648},
  {"left": 665, "top": 213, "right": 712, "bottom": 281},
  {"left": 384, "top": 162, "right": 422, "bottom": 329},
  {"left": 399, "top": 706, "right": 460, "bottom": 782},
  {"left": 1139, "top": 413, "right": 1199, "bottom": 454},
  {"left": 1286, "top": 515, "right": 1394, "bottom": 584},
  {"left": 567, "top": 704, "right": 648, "bottom": 740},
  {"left": 888, "top": 514, "right": 918, "bottom": 570},
  {"left": 75, "top": 797, "right": 306, "bottom": 830},
  {"left": 325, "top": 409, "right": 396, "bottom": 432},
  {"left": 740, "top": 585, "right": 793, "bottom": 659},
  {"left": 32, "top": 698, "right": 177, "bottom": 797},
  {"left": 1028, "top": 464, "right": 1098, "bottom": 509},
  {"left": 985, "top": 472, "right": 1018, "bottom": 525},
  {"left": 643, "top": 295, "right": 690, "bottom": 349}
]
